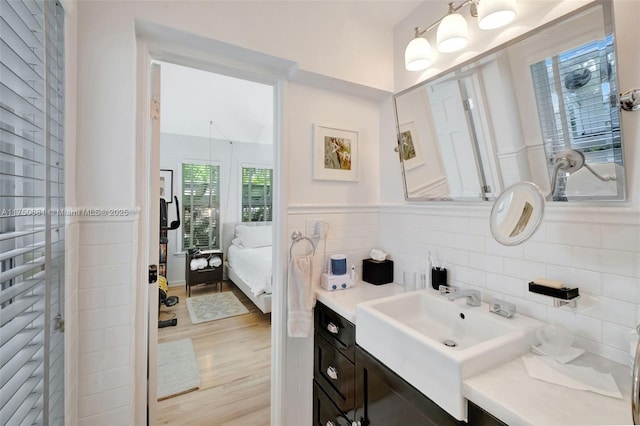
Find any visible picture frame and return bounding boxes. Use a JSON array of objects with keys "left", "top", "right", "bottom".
[
  {"left": 313, "top": 124, "right": 359, "bottom": 181},
  {"left": 160, "top": 169, "right": 173, "bottom": 203},
  {"left": 398, "top": 121, "right": 424, "bottom": 171}
]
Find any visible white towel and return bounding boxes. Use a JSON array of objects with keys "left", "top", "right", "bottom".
[
  {"left": 522, "top": 354, "right": 622, "bottom": 399},
  {"left": 287, "top": 255, "right": 314, "bottom": 338}
]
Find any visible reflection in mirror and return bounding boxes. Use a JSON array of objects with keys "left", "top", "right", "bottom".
[
  {"left": 394, "top": 1, "right": 626, "bottom": 202},
  {"left": 490, "top": 182, "right": 545, "bottom": 246}
]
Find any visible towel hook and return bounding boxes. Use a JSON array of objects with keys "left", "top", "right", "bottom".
[{"left": 289, "top": 231, "right": 316, "bottom": 257}]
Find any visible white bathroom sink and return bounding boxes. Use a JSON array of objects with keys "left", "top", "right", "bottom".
[{"left": 356, "top": 290, "right": 542, "bottom": 421}]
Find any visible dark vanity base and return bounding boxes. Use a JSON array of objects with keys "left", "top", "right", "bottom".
[
  {"left": 467, "top": 401, "right": 508, "bottom": 426},
  {"left": 355, "top": 345, "right": 463, "bottom": 426},
  {"left": 313, "top": 302, "right": 508, "bottom": 426}
]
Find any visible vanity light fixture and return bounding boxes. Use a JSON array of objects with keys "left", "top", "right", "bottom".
[
  {"left": 404, "top": 0, "right": 517, "bottom": 71},
  {"left": 405, "top": 30, "right": 433, "bottom": 71},
  {"left": 437, "top": 3, "right": 469, "bottom": 53}
]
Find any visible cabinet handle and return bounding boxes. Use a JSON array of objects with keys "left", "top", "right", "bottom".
[
  {"left": 327, "top": 322, "right": 339, "bottom": 334},
  {"left": 326, "top": 366, "right": 338, "bottom": 380}
]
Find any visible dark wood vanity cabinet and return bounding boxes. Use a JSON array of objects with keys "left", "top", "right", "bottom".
[
  {"left": 354, "top": 346, "right": 463, "bottom": 426},
  {"left": 467, "top": 401, "right": 507, "bottom": 426},
  {"left": 313, "top": 302, "right": 357, "bottom": 425},
  {"left": 313, "top": 302, "right": 504, "bottom": 426}
]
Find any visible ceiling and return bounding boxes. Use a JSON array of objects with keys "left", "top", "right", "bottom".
[
  {"left": 158, "top": 1, "right": 424, "bottom": 143},
  {"left": 159, "top": 60, "right": 275, "bottom": 144}
]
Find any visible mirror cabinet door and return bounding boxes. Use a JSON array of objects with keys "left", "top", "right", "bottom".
[{"left": 394, "top": 1, "right": 626, "bottom": 202}]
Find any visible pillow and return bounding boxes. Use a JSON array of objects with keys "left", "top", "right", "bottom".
[{"left": 235, "top": 225, "right": 272, "bottom": 248}]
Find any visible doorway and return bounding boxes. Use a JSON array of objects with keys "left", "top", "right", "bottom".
[{"left": 151, "top": 60, "right": 278, "bottom": 424}]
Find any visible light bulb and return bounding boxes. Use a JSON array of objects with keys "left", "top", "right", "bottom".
[
  {"left": 437, "top": 12, "right": 468, "bottom": 53},
  {"left": 405, "top": 37, "right": 433, "bottom": 71},
  {"left": 478, "top": 0, "right": 517, "bottom": 30}
]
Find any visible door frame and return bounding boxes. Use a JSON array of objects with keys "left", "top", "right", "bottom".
[{"left": 134, "top": 40, "right": 289, "bottom": 425}]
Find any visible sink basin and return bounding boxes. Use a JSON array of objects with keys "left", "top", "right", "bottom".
[{"left": 356, "top": 289, "right": 542, "bottom": 421}]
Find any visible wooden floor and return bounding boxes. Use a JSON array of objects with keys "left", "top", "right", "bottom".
[{"left": 157, "top": 281, "right": 271, "bottom": 425}]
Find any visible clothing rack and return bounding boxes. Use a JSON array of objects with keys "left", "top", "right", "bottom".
[{"left": 289, "top": 230, "right": 316, "bottom": 258}]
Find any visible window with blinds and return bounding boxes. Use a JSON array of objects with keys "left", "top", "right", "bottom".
[
  {"left": 0, "top": 0, "right": 65, "bottom": 425},
  {"left": 241, "top": 167, "right": 272, "bottom": 222},
  {"left": 530, "top": 34, "right": 621, "bottom": 198},
  {"left": 182, "top": 163, "right": 220, "bottom": 250}
]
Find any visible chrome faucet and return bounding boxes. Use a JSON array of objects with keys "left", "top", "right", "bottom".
[{"left": 447, "top": 289, "right": 481, "bottom": 307}]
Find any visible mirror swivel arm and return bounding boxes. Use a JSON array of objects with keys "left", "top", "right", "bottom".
[
  {"left": 583, "top": 162, "right": 616, "bottom": 182},
  {"left": 547, "top": 157, "right": 572, "bottom": 199},
  {"left": 547, "top": 149, "right": 616, "bottom": 199}
]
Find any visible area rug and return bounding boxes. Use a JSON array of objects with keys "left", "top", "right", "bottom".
[
  {"left": 186, "top": 291, "right": 250, "bottom": 325},
  {"left": 157, "top": 338, "right": 200, "bottom": 400}
]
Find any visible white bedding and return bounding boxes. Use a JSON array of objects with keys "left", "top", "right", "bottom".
[{"left": 227, "top": 244, "right": 272, "bottom": 296}]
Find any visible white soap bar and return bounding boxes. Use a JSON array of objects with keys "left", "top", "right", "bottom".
[{"left": 533, "top": 278, "right": 564, "bottom": 289}]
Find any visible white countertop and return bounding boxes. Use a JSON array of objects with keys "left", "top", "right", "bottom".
[
  {"left": 314, "top": 281, "right": 633, "bottom": 425},
  {"left": 314, "top": 280, "right": 404, "bottom": 322},
  {"left": 463, "top": 352, "right": 632, "bottom": 425}
]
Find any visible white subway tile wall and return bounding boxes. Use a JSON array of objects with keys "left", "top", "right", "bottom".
[
  {"left": 379, "top": 207, "right": 640, "bottom": 366},
  {"left": 288, "top": 207, "right": 379, "bottom": 285},
  {"left": 65, "top": 221, "right": 80, "bottom": 425},
  {"left": 76, "top": 218, "right": 137, "bottom": 425},
  {"left": 286, "top": 207, "right": 379, "bottom": 426}
]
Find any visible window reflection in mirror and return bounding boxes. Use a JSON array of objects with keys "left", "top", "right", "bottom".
[
  {"left": 394, "top": 1, "right": 626, "bottom": 202},
  {"left": 530, "top": 35, "right": 622, "bottom": 200}
]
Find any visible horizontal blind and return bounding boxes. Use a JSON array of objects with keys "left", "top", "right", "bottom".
[
  {"left": 0, "top": 0, "right": 65, "bottom": 425},
  {"left": 530, "top": 34, "right": 621, "bottom": 198},
  {"left": 241, "top": 167, "right": 272, "bottom": 222},
  {"left": 182, "top": 163, "right": 220, "bottom": 250}
]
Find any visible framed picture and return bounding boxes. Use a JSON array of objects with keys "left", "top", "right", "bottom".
[
  {"left": 398, "top": 121, "right": 424, "bottom": 171},
  {"left": 160, "top": 169, "right": 173, "bottom": 203},
  {"left": 313, "top": 124, "right": 359, "bottom": 181}
]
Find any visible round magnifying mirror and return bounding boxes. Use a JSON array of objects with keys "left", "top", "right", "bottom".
[{"left": 490, "top": 182, "right": 545, "bottom": 246}]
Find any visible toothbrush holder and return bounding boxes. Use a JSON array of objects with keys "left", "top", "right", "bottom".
[{"left": 431, "top": 267, "right": 447, "bottom": 290}]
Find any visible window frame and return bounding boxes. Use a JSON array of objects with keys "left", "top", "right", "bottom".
[
  {"left": 240, "top": 163, "right": 273, "bottom": 223},
  {"left": 180, "top": 159, "right": 222, "bottom": 251}
]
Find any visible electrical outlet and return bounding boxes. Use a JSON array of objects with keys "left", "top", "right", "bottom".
[
  {"left": 306, "top": 218, "right": 325, "bottom": 238},
  {"left": 306, "top": 219, "right": 320, "bottom": 238}
]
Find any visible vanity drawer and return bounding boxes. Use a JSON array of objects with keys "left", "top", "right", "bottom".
[
  {"left": 314, "top": 333, "right": 355, "bottom": 413},
  {"left": 315, "top": 302, "right": 355, "bottom": 361},
  {"left": 313, "top": 381, "right": 352, "bottom": 426}
]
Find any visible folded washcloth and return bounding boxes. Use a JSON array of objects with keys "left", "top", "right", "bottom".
[
  {"left": 287, "top": 255, "right": 314, "bottom": 337},
  {"left": 522, "top": 354, "right": 622, "bottom": 399}
]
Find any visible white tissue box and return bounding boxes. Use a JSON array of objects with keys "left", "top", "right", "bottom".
[{"left": 320, "top": 273, "right": 354, "bottom": 291}]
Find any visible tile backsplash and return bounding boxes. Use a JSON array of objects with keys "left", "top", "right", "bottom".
[
  {"left": 76, "top": 214, "right": 138, "bottom": 425},
  {"left": 379, "top": 205, "right": 640, "bottom": 366}
]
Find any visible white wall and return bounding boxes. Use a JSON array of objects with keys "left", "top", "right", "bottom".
[
  {"left": 285, "top": 82, "right": 382, "bottom": 425},
  {"left": 75, "top": 2, "right": 389, "bottom": 425},
  {"left": 287, "top": 83, "right": 381, "bottom": 207},
  {"left": 382, "top": 0, "right": 640, "bottom": 366},
  {"left": 160, "top": 133, "right": 273, "bottom": 284}
]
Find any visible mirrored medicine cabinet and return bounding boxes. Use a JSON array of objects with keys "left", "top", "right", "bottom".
[{"left": 394, "top": 0, "right": 626, "bottom": 202}]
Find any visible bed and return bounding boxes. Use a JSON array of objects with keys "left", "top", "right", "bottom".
[{"left": 222, "top": 222, "right": 273, "bottom": 314}]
